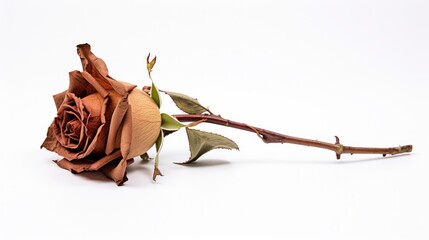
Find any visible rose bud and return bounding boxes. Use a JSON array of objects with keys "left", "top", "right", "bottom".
[{"left": 41, "top": 43, "right": 161, "bottom": 185}]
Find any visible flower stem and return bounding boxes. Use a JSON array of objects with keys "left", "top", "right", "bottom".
[{"left": 173, "top": 114, "right": 412, "bottom": 159}]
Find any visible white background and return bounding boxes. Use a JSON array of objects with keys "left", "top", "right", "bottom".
[{"left": 1, "top": 0, "right": 428, "bottom": 239}]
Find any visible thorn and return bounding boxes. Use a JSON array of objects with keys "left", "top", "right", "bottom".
[
  {"left": 382, "top": 154, "right": 387, "bottom": 157},
  {"left": 336, "top": 154, "right": 341, "bottom": 160},
  {"left": 335, "top": 136, "right": 340, "bottom": 144}
]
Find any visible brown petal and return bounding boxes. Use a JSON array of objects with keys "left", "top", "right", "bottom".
[
  {"left": 54, "top": 159, "right": 93, "bottom": 174},
  {"left": 87, "top": 150, "right": 122, "bottom": 171},
  {"left": 55, "top": 150, "right": 123, "bottom": 176},
  {"left": 100, "top": 158, "right": 134, "bottom": 186},
  {"left": 76, "top": 43, "right": 136, "bottom": 97},
  {"left": 81, "top": 93, "right": 108, "bottom": 156},
  {"left": 41, "top": 121, "right": 59, "bottom": 150},
  {"left": 67, "top": 71, "right": 90, "bottom": 98},
  {"left": 76, "top": 43, "right": 91, "bottom": 70},
  {"left": 76, "top": 43, "right": 108, "bottom": 77},
  {"left": 119, "top": 104, "right": 133, "bottom": 160},
  {"left": 75, "top": 98, "right": 108, "bottom": 159},
  {"left": 118, "top": 81, "right": 137, "bottom": 93},
  {"left": 81, "top": 71, "right": 108, "bottom": 98},
  {"left": 81, "top": 93, "right": 104, "bottom": 118},
  {"left": 93, "top": 58, "right": 109, "bottom": 77},
  {"left": 105, "top": 97, "right": 129, "bottom": 155},
  {"left": 53, "top": 90, "right": 67, "bottom": 110}
]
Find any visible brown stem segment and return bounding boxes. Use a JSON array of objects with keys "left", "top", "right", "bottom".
[{"left": 173, "top": 114, "right": 413, "bottom": 159}]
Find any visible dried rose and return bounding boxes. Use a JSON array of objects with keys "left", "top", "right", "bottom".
[
  {"left": 42, "top": 44, "right": 413, "bottom": 187},
  {"left": 41, "top": 44, "right": 161, "bottom": 185}
]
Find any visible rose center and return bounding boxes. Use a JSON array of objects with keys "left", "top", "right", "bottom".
[{"left": 64, "top": 119, "right": 81, "bottom": 142}]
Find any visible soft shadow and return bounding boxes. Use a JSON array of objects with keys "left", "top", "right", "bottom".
[
  {"left": 127, "top": 163, "right": 152, "bottom": 175},
  {"left": 235, "top": 153, "right": 413, "bottom": 165},
  {"left": 76, "top": 171, "right": 111, "bottom": 182},
  {"left": 73, "top": 161, "right": 154, "bottom": 184},
  {"left": 333, "top": 153, "right": 413, "bottom": 164},
  {"left": 176, "top": 159, "right": 231, "bottom": 168}
]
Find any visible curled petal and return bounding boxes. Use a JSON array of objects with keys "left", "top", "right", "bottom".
[
  {"left": 54, "top": 159, "right": 93, "bottom": 174},
  {"left": 54, "top": 150, "right": 122, "bottom": 174},
  {"left": 53, "top": 90, "right": 67, "bottom": 110},
  {"left": 100, "top": 158, "right": 134, "bottom": 186},
  {"left": 54, "top": 157, "right": 133, "bottom": 185}
]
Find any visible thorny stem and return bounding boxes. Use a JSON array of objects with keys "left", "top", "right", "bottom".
[{"left": 173, "top": 114, "right": 413, "bottom": 159}]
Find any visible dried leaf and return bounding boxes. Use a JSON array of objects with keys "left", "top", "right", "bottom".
[
  {"left": 140, "top": 152, "right": 150, "bottom": 161},
  {"left": 146, "top": 53, "right": 157, "bottom": 75},
  {"left": 165, "top": 91, "right": 210, "bottom": 115},
  {"left": 182, "top": 128, "right": 239, "bottom": 164},
  {"left": 152, "top": 130, "right": 164, "bottom": 181}
]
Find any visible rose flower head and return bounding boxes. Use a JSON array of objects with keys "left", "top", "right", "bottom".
[{"left": 41, "top": 43, "right": 161, "bottom": 185}]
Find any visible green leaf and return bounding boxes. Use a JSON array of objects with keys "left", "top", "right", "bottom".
[
  {"left": 153, "top": 130, "right": 164, "bottom": 181},
  {"left": 182, "top": 128, "right": 239, "bottom": 164},
  {"left": 155, "top": 130, "right": 164, "bottom": 154},
  {"left": 165, "top": 91, "right": 211, "bottom": 115},
  {"left": 151, "top": 81, "right": 161, "bottom": 108},
  {"left": 161, "top": 113, "right": 186, "bottom": 131}
]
